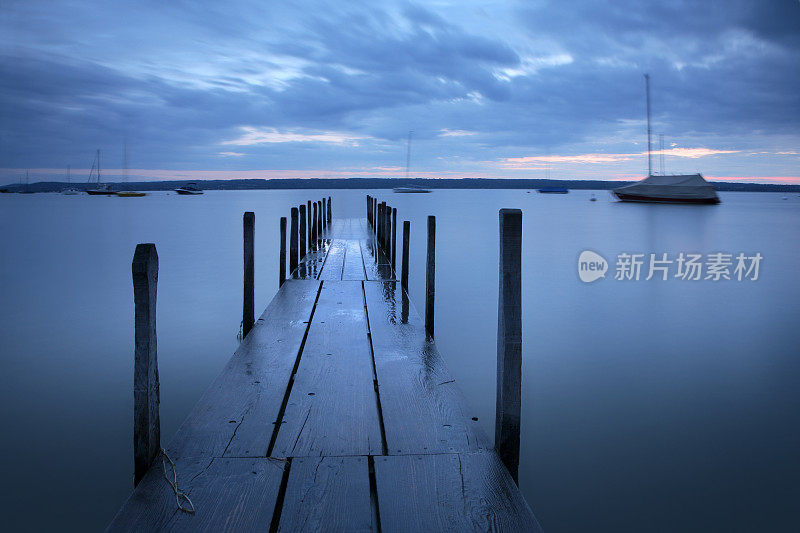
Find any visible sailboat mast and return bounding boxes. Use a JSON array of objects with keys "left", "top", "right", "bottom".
[
  {"left": 97, "top": 149, "right": 101, "bottom": 185},
  {"left": 645, "top": 73, "right": 652, "bottom": 177},
  {"left": 67, "top": 165, "right": 71, "bottom": 184},
  {"left": 405, "top": 131, "right": 412, "bottom": 180}
]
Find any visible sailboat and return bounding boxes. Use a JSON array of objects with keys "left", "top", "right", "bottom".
[
  {"left": 62, "top": 166, "right": 79, "bottom": 195},
  {"left": 393, "top": 131, "right": 430, "bottom": 193},
  {"left": 613, "top": 75, "right": 720, "bottom": 204},
  {"left": 116, "top": 143, "right": 146, "bottom": 197},
  {"left": 19, "top": 170, "right": 35, "bottom": 193},
  {"left": 86, "top": 149, "right": 115, "bottom": 195}
]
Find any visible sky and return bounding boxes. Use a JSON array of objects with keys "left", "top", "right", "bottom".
[{"left": 1, "top": 0, "right": 799, "bottom": 184}]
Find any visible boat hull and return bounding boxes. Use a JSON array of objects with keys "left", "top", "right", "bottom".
[
  {"left": 175, "top": 189, "right": 203, "bottom": 195},
  {"left": 116, "top": 191, "right": 146, "bottom": 197},
  {"left": 613, "top": 191, "right": 720, "bottom": 204},
  {"left": 86, "top": 189, "right": 115, "bottom": 196}
]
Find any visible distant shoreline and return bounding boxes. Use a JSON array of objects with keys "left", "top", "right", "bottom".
[{"left": 3, "top": 177, "right": 799, "bottom": 193}]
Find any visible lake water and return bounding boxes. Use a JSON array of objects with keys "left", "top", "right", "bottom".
[{"left": 1, "top": 189, "right": 798, "bottom": 532}]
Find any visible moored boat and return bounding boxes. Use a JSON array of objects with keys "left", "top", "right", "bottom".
[
  {"left": 613, "top": 174, "right": 720, "bottom": 204},
  {"left": 86, "top": 149, "right": 115, "bottom": 195},
  {"left": 175, "top": 182, "right": 203, "bottom": 195}
]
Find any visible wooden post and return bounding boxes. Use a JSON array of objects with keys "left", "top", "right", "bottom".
[
  {"left": 379, "top": 202, "right": 386, "bottom": 253},
  {"left": 327, "top": 196, "right": 331, "bottom": 222},
  {"left": 279, "top": 217, "right": 286, "bottom": 287},
  {"left": 243, "top": 212, "right": 255, "bottom": 338},
  {"left": 318, "top": 200, "right": 323, "bottom": 236},
  {"left": 425, "top": 215, "right": 435, "bottom": 339},
  {"left": 373, "top": 198, "right": 377, "bottom": 234},
  {"left": 307, "top": 200, "right": 312, "bottom": 250},
  {"left": 299, "top": 204, "right": 307, "bottom": 261},
  {"left": 132, "top": 243, "right": 160, "bottom": 486},
  {"left": 496, "top": 208, "right": 522, "bottom": 484},
  {"left": 311, "top": 202, "right": 318, "bottom": 251},
  {"left": 290, "top": 207, "right": 299, "bottom": 277},
  {"left": 321, "top": 199, "right": 326, "bottom": 230},
  {"left": 392, "top": 208, "right": 397, "bottom": 271},
  {"left": 376, "top": 202, "right": 382, "bottom": 247},
  {"left": 401, "top": 221, "right": 410, "bottom": 292},
  {"left": 385, "top": 205, "right": 391, "bottom": 254},
  {"left": 367, "top": 195, "right": 372, "bottom": 226}
]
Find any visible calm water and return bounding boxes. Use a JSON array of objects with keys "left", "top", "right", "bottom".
[{"left": 1, "top": 189, "right": 798, "bottom": 531}]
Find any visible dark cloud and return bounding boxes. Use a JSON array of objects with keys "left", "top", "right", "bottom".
[{"left": 0, "top": 0, "right": 798, "bottom": 178}]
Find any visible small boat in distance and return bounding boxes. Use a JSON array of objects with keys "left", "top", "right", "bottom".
[
  {"left": 19, "top": 170, "right": 35, "bottom": 193},
  {"left": 590, "top": 194, "right": 597, "bottom": 201},
  {"left": 393, "top": 186, "right": 431, "bottom": 193},
  {"left": 175, "top": 182, "right": 203, "bottom": 195},
  {"left": 86, "top": 150, "right": 115, "bottom": 195},
  {"left": 62, "top": 166, "right": 79, "bottom": 195},
  {"left": 116, "top": 143, "right": 146, "bottom": 197},
  {"left": 537, "top": 186, "right": 568, "bottom": 194}
]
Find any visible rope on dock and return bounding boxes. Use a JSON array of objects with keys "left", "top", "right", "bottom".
[{"left": 160, "top": 448, "right": 195, "bottom": 514}]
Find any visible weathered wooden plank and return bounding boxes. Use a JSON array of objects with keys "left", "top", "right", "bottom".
[
  {"left": 342, "top": 240, "right": 366, "bottom": 280},
  {"left": 273, "top": 281, "right": 382, "bottom": 457},
  {"left": 361, "top": 239, "right": 395, "bottom": 281},
  {"left": 374, "top": 452, "right": 542, "bottom": 533},
  {"left": 277, "top": 456, "right": 374, "bottom": 532},
  {"left": 295, "top": 247, "right": 328, "bottom": 280},
  {"left": 165, "top": 280, "right": 320, "bottom": 460},
  {"left": 107, "top": 457, "right": 285, "bottom": 532},
  {"left": 318, "top": 240, "right": 346, "bottom": 280},
  {"left": 364, "top": 281, "right": 489, "bottom": 455}
]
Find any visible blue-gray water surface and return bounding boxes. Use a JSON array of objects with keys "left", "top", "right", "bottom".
[{"left": 1, "top": 189, "right": 798, "bottom": 532}]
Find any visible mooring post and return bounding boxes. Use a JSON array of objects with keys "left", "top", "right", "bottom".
[
  {"left": 327, "top": 196, "right": 331, "bottom": 222},
  {"left": 321, "top": 199, "right": 326, "bottom": 230},
  {"left": 391, "top": 208, "right": 397, "bottom": 271},
  {"left": 311, "top": 202, "right": 318, "bottom": 251},
  {"left": 290, "top": 207, "right": 299, "bottom": 277},
  {"left": 299, "top": 204, "right": 307, "bottom": 261},
  {"left": 376, "top": 202, "right": 382, "bottom": 248},
  {"left": 373, "top": 198, "right": 377, "bottom": 234},
  {"left": 385, "top": 204, "right": 391, "bottom": 253},
  {"left": 379, "top": 202, "right": 386, "bottom": 253},
  {"left": 367, "top": 195, "right": 372, "bottom": 226},
  {"left": 132, "top": 243, "right": 160, "bottom": 487},
  {"left": 243, "top": 212, "right": 255, "bottom": 338},
  {"left": 496, "top": 208, "right": 523, "bottom": 484},
  {"left": 279, "top": 216, "right": 286, "bottom": 287},
  {"left": 401, "top": 220, "right": 410, "bottom": 292},
  {"left": 425, "top": 215, "right": 435, "bottom": 339},
  {"left": 307, "top": 200, "right": 312, "bottom": 249}
]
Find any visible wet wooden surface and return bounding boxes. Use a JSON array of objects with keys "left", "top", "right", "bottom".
[{"left": 108, "top": 217, "right": 541, "bottom": 532}]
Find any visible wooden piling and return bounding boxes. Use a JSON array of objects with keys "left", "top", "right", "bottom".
[
  {"left": 311, "top": 202, "right": 318, "bottom": 251},
  {"left": 425, "top": 216, "right": 435, "bottom": 339},
  {"left": 367, "top": 195, "right": 372, "bottom": 226},
  {"left": 299, "top": 204, "right": 307, "bottom": 261},
  {"left": 243, "top": 212, "right": 255, "bottom": 338},
  {"left": 327, "top": 196, "right": 331, "bottom": 222},
  {"left": 401, "top": 220, "right": 410, "bottom": 292},
  {"left": 290, "top": 207, "right": 299, "bottom": 277},
  {"left": 279, "top": 217, "right": 287, "bottom": 287},
  {"left": 321, "top": 199, "right": 326, "bottom": 230},
  {"left": 307, "top": 200, "right": 312, "bottom": 249},
  {"left": 132, "top": 243, "right": 160, "bottom": 487},
  {"left": 391, "top": 208, "right": 397, "bottom": 271},
  {"left": 496, "top": 208, "right": 522, "bottom": 484},
  {"left": 373, "top": 198, "right": 377, "bottom": 234}
]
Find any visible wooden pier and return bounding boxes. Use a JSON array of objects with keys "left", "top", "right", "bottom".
[{"left": 109, "top": 212, "right": 541, "bottom": 532}]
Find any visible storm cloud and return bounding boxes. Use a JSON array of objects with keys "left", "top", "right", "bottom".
[{"left": 1, "top": 0, "right": 798, "bottom": 182}]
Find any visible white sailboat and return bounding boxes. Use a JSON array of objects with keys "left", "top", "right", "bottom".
[{"left": 62, "top": 166, "right": 79, "bottom": 195}]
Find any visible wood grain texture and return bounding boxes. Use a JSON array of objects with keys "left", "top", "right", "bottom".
[
  {"left": 342, "top": 240, "right": 367, "bottom": 280},
  {"left": 107, "top": 457, "right": 285, "bottom": 532},
  {"left": 133, "top": 243, "right": 160, "bottom": 485},
  {"left": 364, "top": 281, "right": 489, "bottom": 455},
  {"left": 374, "top": 452, "right": 542, "bottom": 533},
  {"left": 278, "top": 456, "right": 373, "bottom": 532},
  {"left": 165, "top": 280, "right": 320, "bottom": 460},
  {"left": 273, "top": 281, "right": 382, "bottom": 457},
  {"left": 318, "top": 240, "right": 346, "bottom": 280}
]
